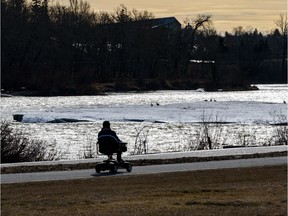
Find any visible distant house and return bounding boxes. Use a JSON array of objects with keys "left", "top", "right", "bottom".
[
  {"left": 97, "top": 16, "right": 181, "bottom": 36},
  {"left": 94, "top": 17, "right": 182, "bottom": 79},
  {"left": 98, "top": 17, "right": 181, "bottom": 43},
  {"left": 136, "top": 17, "right": 181, "bottom": 31}
]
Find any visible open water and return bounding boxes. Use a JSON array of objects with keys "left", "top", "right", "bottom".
[{"left": 1, "top": 84, "right": 287, "bottom": 160}]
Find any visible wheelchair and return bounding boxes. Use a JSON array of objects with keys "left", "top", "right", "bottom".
[{"left": 95, "top": 135, "right": 132, "bottom": 173}]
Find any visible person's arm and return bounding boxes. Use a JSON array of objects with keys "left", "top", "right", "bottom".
[{"left": 112, "top": 131, "right": 121, "bottom": 142}]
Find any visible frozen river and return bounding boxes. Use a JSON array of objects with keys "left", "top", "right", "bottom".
[{"left": 1, "top": 84, "right": 287, "bottom": 160}]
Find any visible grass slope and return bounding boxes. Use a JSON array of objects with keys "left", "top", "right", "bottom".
[{"left": 1, "top": 165, "right": 287, "bottom": 216}]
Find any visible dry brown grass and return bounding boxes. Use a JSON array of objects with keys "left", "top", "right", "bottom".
[{"left": 1, "top": 165, "right": 287, "bottom": 216}]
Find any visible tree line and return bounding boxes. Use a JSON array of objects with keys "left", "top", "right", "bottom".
[{"left": 2, "top": 0, "right": 287, "bottom": 95}]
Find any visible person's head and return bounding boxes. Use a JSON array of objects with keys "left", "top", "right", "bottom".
[{"left": 103, "top": 121, "right": 110, "bottom": 128}]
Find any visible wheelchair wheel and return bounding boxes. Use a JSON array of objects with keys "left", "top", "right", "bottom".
[
  {"left": 110, "top": 164, "right": 118, "bottom": 173},
  {"left": 126, "top": 164, "right": 132, "bottom": 172},
  {"left": 95, "top": 164, "right": 101, "bottom": 173}
]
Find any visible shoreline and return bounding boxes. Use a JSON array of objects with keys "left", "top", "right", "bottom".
[{"left": 1, "top": 80, "right": 260, "bottom": 97}]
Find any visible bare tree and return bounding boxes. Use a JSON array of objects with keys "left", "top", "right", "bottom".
[
  {"left": 184, "top": 14, "right": 213, "bottom": 36},
  {"left": 131, "top": 8, "right": 155, "bottom": 21},
  {"left": 1, "top": 122, "right": 60, "bottom": 163},
  {"left": 132, "top": 125, "right": 150, "bottom": 155},
  {"left": 232, "top": 26, "right": 245, "bottom": 36},
  {"left": 274, "top": 13, "right": 288, "bottom": 81},
  {"left": 269, "top": 110, "right": 288, "bottom": 145},
  {"left": 185, "top": 111, "right": 226, "bottom": 151},
  {"left": 96, "top": 11, "right": 114, "bottom": 24},
  {"left": 112, "top": 4, "right": 133, "bottom": 23},
  {"left": 181, "top": 14, "right": 213, "bottom": 74},
  {"left": 275, "top": 13, "right": 288, "bottom": 35},
  {"left": 197, "top": 111, "right": 225, "bottom": 150}
]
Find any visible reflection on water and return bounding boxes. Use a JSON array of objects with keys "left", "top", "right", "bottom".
[
  {"left": 2, "top": 84, "right": 287, "bottom": 160},
  {"left": 12, "top": 121, "right": 282, "bottom": 160}
]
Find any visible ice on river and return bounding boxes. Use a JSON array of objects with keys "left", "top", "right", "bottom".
[
  {"left": 16, "top": 100, "right": 287, "bottom": 125},
  {"left": 1, "top": 84, "right": 287, "bottom": 124},
  {"left": 1, "top": 84, "right": 287, "bottom": 160}
]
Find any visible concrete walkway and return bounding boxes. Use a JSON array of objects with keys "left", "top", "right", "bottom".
[{"left": 1, "top": 156, "right": 287, "bottom": 184}]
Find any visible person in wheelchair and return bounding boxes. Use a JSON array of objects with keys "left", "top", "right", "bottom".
[{"left": 98, "top": 121, "right": 124, "bottom": 163}]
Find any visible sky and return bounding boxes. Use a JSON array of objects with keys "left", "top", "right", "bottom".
[{"left": 55, "top": 0, "right": 287, "bottom": 34}]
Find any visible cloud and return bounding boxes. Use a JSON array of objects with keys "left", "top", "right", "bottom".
[{"left": 57, "top": 0, "right": 287, "bottom": 32}]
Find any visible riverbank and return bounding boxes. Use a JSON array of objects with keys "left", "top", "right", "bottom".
[{"left": 1, "top": 79, "right": 258, "bottom": 96}]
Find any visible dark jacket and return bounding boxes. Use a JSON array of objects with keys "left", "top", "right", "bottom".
[{"left": 98, "top": 128, "right": 121, "bottom": 142}]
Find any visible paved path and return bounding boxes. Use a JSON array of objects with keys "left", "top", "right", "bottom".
[
  {"left": 1, "top": 146, "right": 286, "bottom": 168},
  {"left": 1, "top": 156, "right": 287, "bottom": 184}
]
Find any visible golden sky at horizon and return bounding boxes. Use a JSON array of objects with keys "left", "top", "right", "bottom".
[{"left": 55, "top": 0, "right": 287, "bottom": 34}]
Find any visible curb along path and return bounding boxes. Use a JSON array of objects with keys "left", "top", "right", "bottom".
[{"left": 1, "top": 146, "right": 287, "bottom": 174}]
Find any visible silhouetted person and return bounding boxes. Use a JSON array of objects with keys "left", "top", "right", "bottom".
[{"left": 98, "top": 121, "right": 123, "bottom": 163}]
